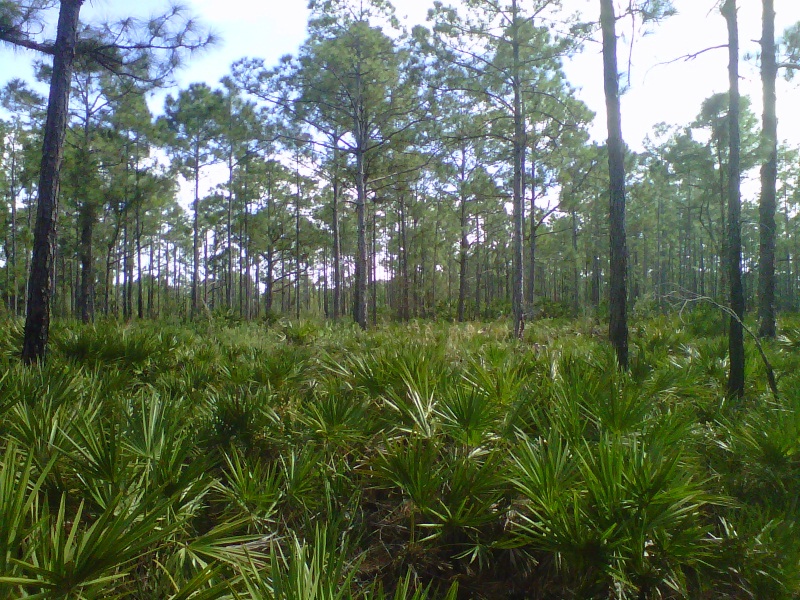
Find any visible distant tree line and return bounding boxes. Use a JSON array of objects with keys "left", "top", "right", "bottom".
[{"left": 1, "top": 0, "right": 799, "bottom": 376}]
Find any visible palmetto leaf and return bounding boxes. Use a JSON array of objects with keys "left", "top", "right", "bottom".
[
  {"left": 11, "top": 488, "right": 185, "bottom": 598},
  {"left": 0, "top": 444, "right": 55, "bottom": 581}
]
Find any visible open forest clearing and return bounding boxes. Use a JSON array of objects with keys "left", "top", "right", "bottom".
[
  {"left": 0, "top": 314, "right": 798, "bottom": 598},
  {"left": 1, "top": 0, "right": 800, "bottom": 596}
]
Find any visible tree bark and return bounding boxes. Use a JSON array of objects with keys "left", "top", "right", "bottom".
[
  {"left": 9, "top": 147, "right": 18, "bottom": 315},
  {"left": 354, "top": 131, "right": 368, "bottom": 329},
  {"left": 78, "top": 198, "right": 95, "bottom": 323},
  {"left": 724, "top": 0, "right": 746, "bottom": 398},
  {"left": 135, "top": 192, "right": 143, "bottom": 320},
  {"left": 511, "top": 0, "right": 526, "bottom": 339},
  {"left": 226, "top": 152, "right": 234, "bottom": 310},
  {"left": 457, "top": 153, "right": 469, "bottom": 322},
  {"left": 758, "top": 0, "right": 778, "bottom": 339},
  {"left": 371, "top": 196, "right": 378, "bottom": 326},
  {"left": 601, "top": 0, "right": 629, "bottom": 369},
  {"left": 400, "top": 194, "right": 410, "bottom": 321},
  {"left": 23, "top": 0, "right": 84, "bottom": 364},
  {"left": 191, "top": 153, "right": 200, "bottom": 319},
  {"left": 295, "top": 152, "right": 302, "bottom": 320},
  {"left": 331, "top": 142, "right": 342, "bottom": 320},
  {"left": 572, "top": 209, "right": 580, "bottom": 315},
  {"left": 527, "top": 166, "right": 537, "bottom": 314}
]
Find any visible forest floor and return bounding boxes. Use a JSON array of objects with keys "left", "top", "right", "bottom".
[{"left": 0, "top": 312, "right": 799, "bottom": 599}]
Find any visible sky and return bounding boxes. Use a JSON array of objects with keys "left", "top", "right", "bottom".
[{"left": 1, "top": 0, "right": 799, "bottom": 153}]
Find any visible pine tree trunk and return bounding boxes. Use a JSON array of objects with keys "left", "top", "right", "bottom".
[
  {"left": 511, "top": 0, "right": 526, "bottom": 339},
  {"left": 9, "top": 151, "right": 17, "bottom": 315},
  {"left": 149, "top": 236, "right": 155, "bottom": 318},
  {"left": 400, "top": 194, "right": 409, "bottom": 321},
  {"left": 265, "top": 249, "right": 273, "bottom": 313},
  {"left": 601, "top": 0, "right": 629, "bottom": 369},
  {"left": 724, "top": 0, "right": 746, "bottom": 398},
  {"left": 457, "top": 167, "right": 469, "bottom": 322},
  {"left": 527, "top": 194, "right": 537, "bottom": 315},
  {"left": 227, "top": 155, "right": 234, "bottom": 310},
  {"left": 78, "top": 201, "right": 94, "bottom": 323},
  {"left": 191, "top": 153, "right": 200, "bottom": 319},
  {"left": 371, "top": 197, "right": 378, "bottom": 326},
  {"left": 475, "top": 218, "right": 482, "bottom": 316},
  {"left": 295, "top": 154, "right": 302, "bottom": 321},
  {"left": 354, "top": 145, "right": 368, "bottom": 329},
  {"left": 758, "top": 0, "right": 778, "bottom": 339},
  {"left": 126, "top": 221, "right": 134, "bottom": 322},
  {"left": 136, "top": 198, "right": 143, "bottom": 320},
  {"left": 22, "top": 0, "right": 84, "bottom": 363},
  {"left": 331, "top": 147, "right": 342, "bottom": 320},
  {"left": 572, "top": 209, "right": 580, "bottom": 315}
]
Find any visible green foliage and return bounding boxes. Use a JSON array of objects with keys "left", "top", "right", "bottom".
[{"left": 0, "top": 316, "right": 797, "bottom": 598}]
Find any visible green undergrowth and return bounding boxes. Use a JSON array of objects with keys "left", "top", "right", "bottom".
[{"left": 0, "top": 314, "right": 798, "bottom": 599}]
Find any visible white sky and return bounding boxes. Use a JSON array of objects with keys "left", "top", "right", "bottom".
[{"left": 1, "top": 0, "right": 799, "bottom": 150}]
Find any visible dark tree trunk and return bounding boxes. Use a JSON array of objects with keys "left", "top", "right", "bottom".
[
  {"left": 322, "top": 247, "right": 329, "bottom": 318},
  {"left": 264, "top": 249, "right": 273, "bottom": 313},
  {"left": 572, "top": 209, "right": 580, "bottom": 315},
  {"left": 22, "top": 0, "right": 84, "bottom": 363},
  {"left": 244, "top": 174, "right": 251, "bottom": 319},
  {"left": 135, "top": 198, "right": 143, "bottom": 320},
  {"left": 78, "top": 201, "right": 95, "bottom": 323},
  {"left": 148, "top": 236, "right": 155, "bottom": 318},
  {"left": 191, "top": 154, "right": 200, "bottom": 319},
  {"left": 371, "top": 198, "right": 378, "bottom": 326},
  {"left": 9, "top": 151, "right": 17, "bottom": 315},
  {"left": 295, "top": 155, "right": 302, "bottom": 320},
  {"left": 457, "top": 172, "right": 469, "bottom": 323},
  {"left": 601, "top": 0, "right": 629, "bottom": 369},
  {"left": 226, "top": 154, "right": 234, "bottom": 310},
  {"left": 724, "top": 0, "right": 746, "bottom": 398},
  {"left": 758, "top": 0, "right": 778, "bottom": 339},
  {"left": 331, "top": 145, "right": 342, "bottom": 320},
  {"left": 354, "top": 144, "right": 368, "bottom": 329},
  {"left": 527, "top": 202, "right": 537, "bottom": 315},
  {"left": 400, "top": 194, "right": 410, "bottom": 321},
  {"left": 716, "top": 138, "right": 728, "bottom": 303},
  {"left": 511, "top": 0, "right": 526, "bottom": 339},
  {"left": 125, "top": 220, "right": 134, "bottom": 322}
]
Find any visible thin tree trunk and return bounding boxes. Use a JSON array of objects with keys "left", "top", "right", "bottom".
[
  {"left": 724, "top": 0, "right": 746, "bottom": 398},
  {"left": 9, "top": 150, "right": 17, "bottom": 315},
  {"left": 295, "top": 152, "right": 302, "bottom": 320},
  {"left": 227, "top": 153, "right": 234, "bottom": 309},
  {"left": 511, "top": 0, "right": 525, "bottom": 339},
  {"left": 135, "top": 205, "right": 143, "bottom": 319},
  {"left": 572, "top": 209, "right": 580, "bottom": 315},
  {"left": 22, "top": 0, "right": 84, "bottom": 363},
  {"left": 78, "top": 200, "right": 94, "bottom": 323},
  {"left": 125, "top": 219, "right": 134, "bottom": 322},
  {"left": 331, "top": 139, "right": 342, "bottom": 320},
  {"left": 601, "top": 0, "right": 629, "bottom": 369},
  {"left": 135, "top": 155, "right": 144, "bottom": 320},
  {"left": 457, "top": 157, "right": 469, "bottom": 322},
  {"left": 475, "top": 216, "right": 482, "bottom": 316},
  {"left": 243, "top": 166, "right": 250, "bottom": 318},
  {"left": 203, "top": 232, "right": 209, "bottom": 311},
  {"left": 191, "top": 152, "right": 200, "bottom": 319},
  {"left": 400, "top": 194, "right": 409, "bottom": 321},
  {"left": 354, "top": 145, "right": 368, "bottom": 328},
  {"left": 150, "top": 236, "right": 156, "bottom": 318},
  {"left": 758, "top": 0, "right": 778, "bottom": 338},
  {"left": 716, "top": 139, "right": 728, "bottom": 303},
  {"left": 432, "top": 195, "right": 442, "bottom": 313},
  {"left": 527, "top": 201, "right": 536, "bottom": 315}
]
